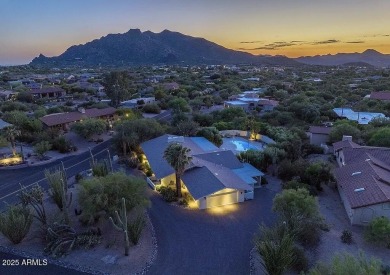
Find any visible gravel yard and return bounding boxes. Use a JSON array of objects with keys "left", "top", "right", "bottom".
[{"left": 0, "top": 183, "right": 156, "bottom": 275}]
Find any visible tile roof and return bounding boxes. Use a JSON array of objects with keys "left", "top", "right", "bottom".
[
  {"left": 309, "top": 126, "right": 332, "bottom": 135},
  {"left": 333, "top": 157, "right": 390, "bottom": 208},
  {"left": 40, "top": 107, "right": 116, "bottom": 127},
  {"left": 333, "top": 145, "right": 390, "bottom": 208},
  {"left": 333, "top": 140, "right": 360, "bottom": 152}
]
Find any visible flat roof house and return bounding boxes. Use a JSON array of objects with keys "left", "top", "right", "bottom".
[
  {"left": 141, "top": 135, "right": 264, "bottom": 209},
  {"left": 333, "top": 138, "right": 390, "bottom": 225},
  {"left": 308, "top": 126, "right": 332, "bottom": 146},
  {"left": 369, "top": 91, "right": 390, "bottom": 101}
]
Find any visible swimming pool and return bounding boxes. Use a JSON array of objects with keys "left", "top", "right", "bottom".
[{"left": 221, "top": 137, "right": 263, "bottom": 153}]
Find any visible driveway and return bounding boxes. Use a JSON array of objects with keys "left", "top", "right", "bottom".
[{"left": 147, "top": 177, "right": 280, "bottom": 275}]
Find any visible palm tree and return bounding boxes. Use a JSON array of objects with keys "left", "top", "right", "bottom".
[
  {"left": 163, "top": 143, "right": 192, "bottom": 198},
  {"left": 5, "top": 126, "right": 21, "bottom": 156}
]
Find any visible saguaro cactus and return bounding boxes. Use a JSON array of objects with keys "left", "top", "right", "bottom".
[{"left": 109, "top": 198, "right": 130, "bottom": 256}]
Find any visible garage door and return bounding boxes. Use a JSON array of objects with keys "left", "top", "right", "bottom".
[{"left": 206, "top": 191, "right": 238, "bottom": 208}]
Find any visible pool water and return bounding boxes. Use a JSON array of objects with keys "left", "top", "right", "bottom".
[
  {"left": 221, "top": 137, "right": 263, "bottom": 153},
  {"left": 231, "top": 140, "right": 260, "bottom": 152}
]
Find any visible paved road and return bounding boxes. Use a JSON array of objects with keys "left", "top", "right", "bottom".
[
  {"left": 0, "top": 140, "right": 114, "bottom": 209},
  {"left": 147, "top": 185, "right": 278, "bottom": 275}
]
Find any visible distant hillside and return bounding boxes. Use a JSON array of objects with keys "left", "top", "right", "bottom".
[
  {"left": 295, "top": 49, "right": 390, "bottom": 67},
  {"left": 30, "top": 29, "right": 299, "bottom": 67}
]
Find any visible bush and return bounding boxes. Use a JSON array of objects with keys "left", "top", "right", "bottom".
[
  {"left": 308, "top": 251, "right": 382, "bottom": 275},
  {"left": 292, "top": 246, "right": 308, "bottom": 273},
  {"left": 365, "top": 216, "right": 390, "bottom": 249},
  {"left": 78, "top": 172, "right": 148, "bottom": 224},
  {"left": 0, "top": 205, "right": 33, "bottom": 244},
  {"left": 157, "top": 186, "right": 177, "bottom": 202},
  {"left": 127, "top": 214, "right": 146, "bottom": 245},
  {"left": 282, "top": 179, "right": 309, "bottom": 190},
  {"left": 341, "top": 229, "right": 353, "bottom": 244},
  {"left": 75, "top": 173, "right": 83, "bottom": 183},
  {"left": 52, "top": 136, "right": 73, "bottom": 153},
  {"left": 142, "top": 103, "right": 161, "bottom": 114},
  {"left": 261, "top": 177, "right": 268, "bottom": 185},
  {"left": 254, "top": 223, "right": 295, "bottom": 275}
]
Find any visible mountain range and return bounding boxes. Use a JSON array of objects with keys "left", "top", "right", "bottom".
[
  {"left": 295, "top": 49, "right": 390, "bottom": 67},
  {"left": 30, "top": 29, "right": 390, "bottom": 67}
]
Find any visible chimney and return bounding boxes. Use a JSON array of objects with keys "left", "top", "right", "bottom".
[
  {"left": 342, "top": 135, "right": 352, "bottom": 141},
  {"left": 78, "top": 107, "right": 85, "bottom": 114}
]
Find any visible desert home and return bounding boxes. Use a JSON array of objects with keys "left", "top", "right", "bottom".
[
  {"left": 141, "top": 134, "right": 264, "bottom": 209},
  {"left": 333, "top": 136, "right": 390, "bottom": 225},
  {"left": 40, "top": 107, "right": 116, "bottom": 130}
]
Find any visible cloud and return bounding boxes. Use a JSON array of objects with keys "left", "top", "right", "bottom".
[
  {"left": 345, "top": 40, "right": 365, "bottom": 44},
  {"left": 239, "top": 40, "right": 263, "bottom": 44},
  {"left": 311, "top": 39, "right": 340, "bottom": 45}
]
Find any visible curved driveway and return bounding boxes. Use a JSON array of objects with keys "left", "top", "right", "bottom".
[{"left": 147, "top": 183, "right": 278, "bottom": 275}]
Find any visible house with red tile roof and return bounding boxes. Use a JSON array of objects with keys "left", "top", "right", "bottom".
[
  {"left": 40, "top": 107, "right": 116, "bottom": 130},
  {"left": 332, "top": 137, "right": 390, "bottom": 225}
]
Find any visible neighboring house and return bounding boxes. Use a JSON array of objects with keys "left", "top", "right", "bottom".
[
  {"left": 257, "top": 99, "right": 279, "bottom": 111},
  {"left": 333, "top": 108, "right": 386, "bottom": 125},
  {"left": 333, "top": 136, "right": 390, "bottom": 225},
  {"left": 120, "top": 97, "right": 156, "bottom": 109},
  {"left": 29, "top": 87, "right": 66, "bottom": 100},
  {"left": 141, "top": 135, "right": 264, "bottom": 209},
  {"left": 369, "top": 91, "right": 390, "bottom": 101},
  {"left": 308, "top": 126, "right": 332, "bottom": 146},
  {"left": 40, "top": 107, "right": 116, "bottom": 130},
  {"left": 223, "top": 97, "right": 278, "bottom": 112}
]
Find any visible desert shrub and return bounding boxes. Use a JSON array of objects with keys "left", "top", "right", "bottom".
[
  {"left": 308, "top": 251, "right": 382, "bottom": 275},
  {"left": 283, "top": 179, "right": 309, "bottom": 191},
  {"left": 78, "top": 172, "right": 148, "bottom": 224},
  {"left": 19, "top": 184, "right": 47, "bottom": 227},
  {"left": 45, "top": 169, "right": 68, "bottom": 210},
  {"left": 157, "top": 186, "right": 177, "bottom": 202},
  {"left": 292, "top": 246, "right": 308, "bottom": 273},
  {"left": 254, "top": 223, "right": 295, "bottom": 275},
  {"left": 52, "top": 136, "right": 73, "bottom": 153},
  {"left": 75, "top": 173, "right": 83, "bottom": 183},
  {"left": 0, "top": 205, "right": 33, "bottom": 244},
  {"left": 341, "top": 229, "right": 353, "bottom": 244},
  {"left": 34, "top": 140, "right": 52, "bottom": 159},
  {"left": 44, "top": 223, "right": 101, "bottom": 258},
  {"left": 273, "top": 188, "right": 325, "bottom": 247},
  {"left": 127, "top": 214, "right": 146, "bottom": 245},
  {"left": 142, "top": 103, "right": 161, "bottom": 114},
  {"left": 91, "top": 159, "right": 110, "bottom": 177},
  {"left": 365, "top": 216, "right": 390, "bottom": 249}
]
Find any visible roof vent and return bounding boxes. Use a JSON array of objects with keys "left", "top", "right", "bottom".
[
  {"left": 351, "top": 172, "right": 362, "bottom": 176},
  {"left": 365, "top": 158, "right": 371, "bottom": 161},
  {"left": 354, "top": 188, "right": 365, "bottom": 192}
]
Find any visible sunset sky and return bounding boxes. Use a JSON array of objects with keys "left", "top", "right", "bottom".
[{"left": 0, "top": 0, "right": 389, "bottom": 65}]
